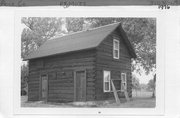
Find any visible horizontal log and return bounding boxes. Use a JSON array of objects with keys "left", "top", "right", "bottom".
[
  {"left": 48, "top": 94, "right": 74, "bottom": 99},
  {"left": 87, "top": 78, "right": 95, "bottom": 82},
  {"left": 29, "top": 73, "right": 40, "bottom": 77},
  {"left": 86, "top": 95, "right": 95, "bottom": 100},
  {"left": 86, "top": 90, "right": 95, "bottom": 95},
  {"left": 48, "top": 89, "right": 74, "bottom": 94},
  {"left": 49, "top": 86, "right": 74, "bottom": 90},
  {"left": 45, "top": 57, "right": 95, "bottom": 64},
  {"left": 28, "top": 81, "right": 39, "bottom": 84},
  {"left": 48, "top": 98, "right": 73, "bottom": 102},
  {"left": 62, "top": 66, "right": 95, "bottom": 70},
  {"left": 28, "top": 85, "right": 39, "bottom": 88},
  {"left": 48, "top": 81, "right": 73, "bottom": 85},
  {"left": 44, "top": 62, "right": 95, "bottom": 70},
  {"left": 87, "top": 82, "right": 95, "bottom": 86},
  {"left": 102, "top": 60, "right": 130, "bottom": 66},
  {"left": 86, "top": 86, "right": 95, "bottom": 90},
  {"left": 96, "top": 65, "right": 131, "bottom": 71},
  {"left": 49, "top": 79, "right": 73, "bottom": 83}
]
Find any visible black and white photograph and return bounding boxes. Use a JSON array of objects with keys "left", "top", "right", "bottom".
[
  {"left": 2, "top": 6, "right": 180, "bottom": 118},
  {"left": 20, "top": 17, "right": 156, "bottom": 108}
]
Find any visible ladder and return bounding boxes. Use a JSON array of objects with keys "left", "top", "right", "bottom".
[
  {"left": 111, "top": 79, "right": 130, "bottom": 104},
  {"left": 122, "top": 83, "right": 130, "bottom": 101},
  {"left": 111, "top": 79, "right": 120, "bottom": 104}
]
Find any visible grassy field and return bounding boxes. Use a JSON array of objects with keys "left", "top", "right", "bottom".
[{"left": 21, "top": 90, "right": 155, "bottom": 108}]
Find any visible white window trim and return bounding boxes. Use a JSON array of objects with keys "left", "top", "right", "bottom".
[
  {"left": 103, "top": 70, "right": 111, "bottom": 92},
  {"left": 113, "top": 39, "right": 120, "bottom": 59},
  {"left": 121, "top": 73, "right": 127, "bottom": 91}
]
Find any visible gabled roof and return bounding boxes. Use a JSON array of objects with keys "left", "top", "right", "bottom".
[{"left": 24, "top": 22, "right": 136, "bottom": 60}]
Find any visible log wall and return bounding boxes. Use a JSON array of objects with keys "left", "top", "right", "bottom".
[
  {"left": 28, "top": 49, "right": 96, "bottom": 102},
  {"left": 95, "top": 29, "right": 132, "bottom": 100}
]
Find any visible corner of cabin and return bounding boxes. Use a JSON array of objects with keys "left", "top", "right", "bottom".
[{"left": 95, "top": 27, "right": 133, "bottom": 100}]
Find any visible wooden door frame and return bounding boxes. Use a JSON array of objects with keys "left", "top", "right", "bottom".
[
  {"left": 39, "top": 74, "right": 48, "bottom": 102},
  {"left": 74, "top": 69, "right": 86, "bottom": 101}
]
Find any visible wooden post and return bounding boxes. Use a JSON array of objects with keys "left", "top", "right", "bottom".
[{"left": 111, "top": 79, "right": 120, "bottom": 104}]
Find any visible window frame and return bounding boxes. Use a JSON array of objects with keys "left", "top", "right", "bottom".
[
  {"left": 121, "top": 73, "right": 127, "bottom": 91},
  {"left": 113, "top": 38, "right": 120, "bottom": 59},
  {"left": 103, "top": 70, "right": 111, "bottom": 92}
]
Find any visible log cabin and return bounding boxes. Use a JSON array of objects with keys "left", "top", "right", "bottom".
[{"left": 24, "top": 22, "right": 136, "bottom": 102}]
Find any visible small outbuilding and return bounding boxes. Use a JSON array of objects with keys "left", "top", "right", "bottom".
[{"left": 24, "top": 22, "right": 136, "bottom": 102}]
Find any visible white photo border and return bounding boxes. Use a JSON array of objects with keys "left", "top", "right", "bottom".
[{"left": 14, "top": 6, "right": 165, "bottom": 116}]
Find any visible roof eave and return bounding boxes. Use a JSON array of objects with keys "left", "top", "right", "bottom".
[
  {"left": 118, "top": 24, "right": 137, "bottom": 59},
  {"left": 23, "top": 46, "right": 97, "bottom": 61}
]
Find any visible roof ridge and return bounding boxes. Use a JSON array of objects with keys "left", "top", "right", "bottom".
[
  {"left": 50, "top": 22, "right": 120, "bottom": 41},
  {"left": 24, "top": 22, "right": 125, "bottom": 60}
]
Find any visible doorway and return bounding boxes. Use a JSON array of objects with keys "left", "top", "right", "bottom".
[
  {"left": 41, "top": 75, "right": 48, "bottom": 101},
  {"left": 74, "top": 70, "right": 86, "bottom": 101}
]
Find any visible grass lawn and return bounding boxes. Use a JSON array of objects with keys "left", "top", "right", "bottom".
[{"left": 21, "top": 90, "right": 155, "bottom": 108}]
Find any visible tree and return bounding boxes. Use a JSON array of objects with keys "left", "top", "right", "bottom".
[
  {"left": 21, "top": 63, "right": 29, "bottom": 95},
  {"left": 132, "top": 74, "right": 140, "bottom": 97},
  {"left": 66, "top": 18, "right": 85, "bottom": 32},
  {"left": 147, "top": 79, "right": 155, "bottom": 91},
  {"left": 83, "top": 18, "right": 156, "bottom": 74},
  {"left": 140, "top": 83, "right": 148, "bottom": 90},
  {"left": 152, "top": 74, "right": 156, "bottom": 98},
  {"left": 21, "top": 17, "right": 62, "bottom": 59},
  {"left": 21, "top": 17, "right": 156, "bottom": 84},
  {"left": 147, "top": 74, "right": 156, "bottom": 98},
  {"left": 21, "top": 17, "right": 63, "bottom": 94}
]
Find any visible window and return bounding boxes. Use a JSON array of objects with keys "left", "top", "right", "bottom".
[
  {"left": 113, "top": 39, "right": 119, "bottom": 59},
  {"left": 103, "top": 71, "right": 111, "bottom": 92},
  {"left": 121, "top": 73, "right": 127, "bottom": 90}
]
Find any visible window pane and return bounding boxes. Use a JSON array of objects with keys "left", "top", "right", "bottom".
[
  {"left": 122, "top": 77, "right": 125, "bottom": 82},
  {"left": 115, "top": 50, "right": 118, "bottom": 58},
  {"left": 121, "top": 73, "right": 127, "bottom": 90},
  {"left": 104, "top": 71, "right": 111, "bottom": 92},
  {"left": 105, "top": 82, "right": 110, "bottom": 91},
  {"left": 104, "top": 71, "right": 110, "bottom": 81},
  {"left": 124, "top": 83, "right": 127, "bottom": 90},
  {"left": 115, "top": 41, "right": 119, "bottom": 49},
  {"left": 122, "top": 83, "right": 126, "bottom": 89},
  {"left": 121, "top": 74, "right": 126, "bottom": 82},
  {"left": 107, "top": 74, "right": 110, "bottom": 81},
  {"left": 113, "top": 39, "right": 119, "bottom": 59},
  {"left": 104, "top": 74, "right": 110, "bottom": 82},
  {"left": 121, "top": 76, "right": 124, "bottom": 82},
  {"left": 121, "top": 83, "right": 124, "bottom": 90},
  {"left": 114, "top": 40, "right": 119, "bottom": 49}
]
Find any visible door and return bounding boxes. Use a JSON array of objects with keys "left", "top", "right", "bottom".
[
  {"left": 75, "top": 70, "right": 86, "bottom": 101},
  {"left": 41, "top": 75, "right": 48, "bottom": 101}
]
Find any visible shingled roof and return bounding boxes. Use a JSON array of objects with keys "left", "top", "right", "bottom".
[{"left": 24, "top": 22, "right": 136, "bottom": 60}]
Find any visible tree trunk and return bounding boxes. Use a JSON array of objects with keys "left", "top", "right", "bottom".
[
  {"left": 152, "top": 88, "right": 155, "bottom": 98},
  {"left": 152, "top": 74, "right": 156, "bottom": 98}
]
